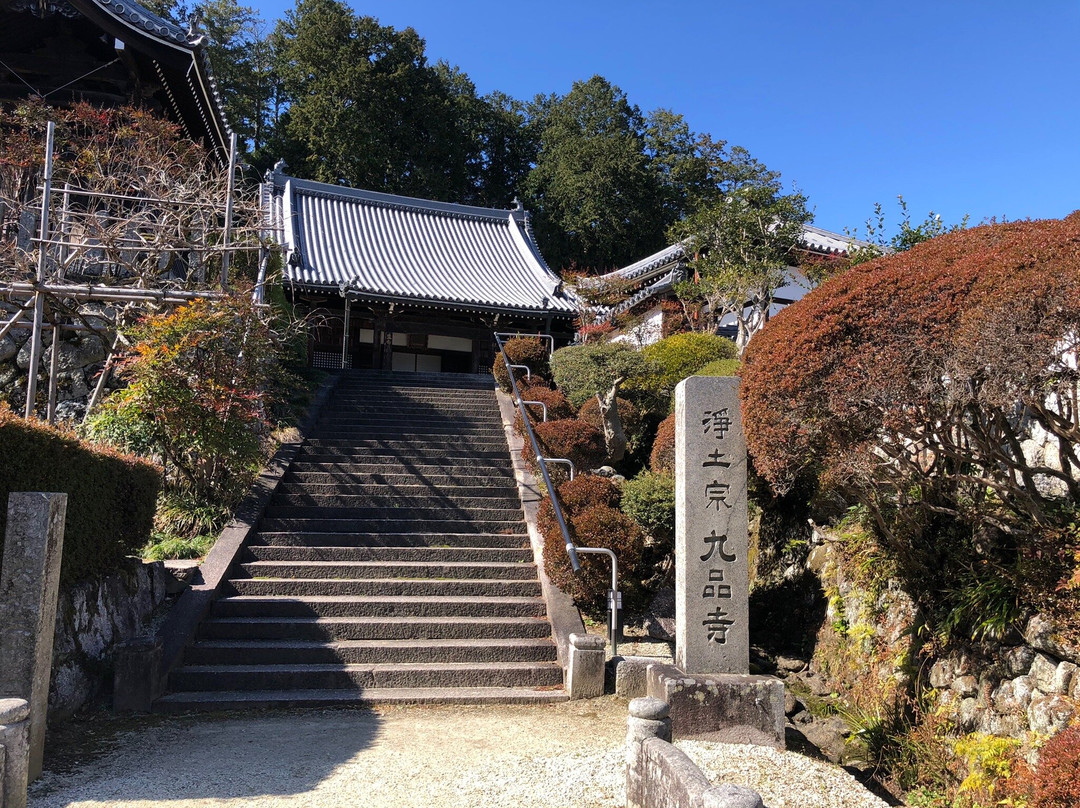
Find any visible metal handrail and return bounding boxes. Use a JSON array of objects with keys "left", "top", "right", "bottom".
[
  {"left": 540, "top": 456, "right": 575, "bottom": 481},
  {"left": 508, "top": 363, "right": 531, "bottom": 381},
  {"left": 494, "top": 333, "right": 621, "bottom": 654},
  {"left": 519, "top": 399, "right": 548, "bottom": 422}
]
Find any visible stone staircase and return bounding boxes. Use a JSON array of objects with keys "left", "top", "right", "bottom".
[{"left": 155, "top": 371, "right": 565, "bottom": 710}]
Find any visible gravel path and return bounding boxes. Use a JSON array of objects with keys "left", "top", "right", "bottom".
[{"left": 28, "top": 698, "right": 889, "bottom": 808}]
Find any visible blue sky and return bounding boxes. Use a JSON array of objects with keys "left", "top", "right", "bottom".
[{"left": 255, "top": 0, "right": 1080, "bottom": 239}]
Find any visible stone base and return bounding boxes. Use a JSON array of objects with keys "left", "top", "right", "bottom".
[{"left": 647, "top": 663, "right": 785, "bottom": 749}]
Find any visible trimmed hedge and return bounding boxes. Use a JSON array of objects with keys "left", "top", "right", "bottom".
[
  {"left": 640, "top": 332, "right": 737, "bottom": 402},
  {"left": 521, "top": 418, "right": 606, "bottom": 478},
  {"left": 622, "top": 470, "right": 676, "bottom": 544},
  {"left": 493, "top": 336, "right": 551, "bottom": 392},
  {"left": 0, "top": 407, "right": 161, "bottom": 584},
  {"left": 517, "top": 380, "right": 574, "bottom": 422}
]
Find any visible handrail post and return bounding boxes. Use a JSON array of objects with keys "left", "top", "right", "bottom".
[
  {"left": 519, "top": 399, "right": 548, "bottom": 422},
  {"left": 576, "top": 547, "right": 621, "bottom": 655}
]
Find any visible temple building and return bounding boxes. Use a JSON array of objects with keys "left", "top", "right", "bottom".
[
  {"left": 262, "top": 170, "right": 579, "bottom": 373},
  {"left": 0, "top": 0, "right": 229, "bottom": 159}
]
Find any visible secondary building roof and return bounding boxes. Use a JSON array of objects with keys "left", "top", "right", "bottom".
[
  {"left": 265, "top": 172, "right": 578, "bottom": 319},
  {"left": 0, "top": 0, "right": 230, "bottom": 159}
]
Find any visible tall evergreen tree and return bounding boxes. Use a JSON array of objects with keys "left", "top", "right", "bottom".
[{"left": 524, "top": 76, "right": 665, "bottom": 272}]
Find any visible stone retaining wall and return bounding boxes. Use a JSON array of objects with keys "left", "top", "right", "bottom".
[
  {"left": 0, "top": 301, "right": 120, "bottom": 420},
  {"left": 49, "top": 560, "right": 170, "bottom": 721}
]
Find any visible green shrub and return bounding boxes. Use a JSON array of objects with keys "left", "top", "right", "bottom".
[
  {"left": 650, "top": 413, "right": 677, "bottom": 473},
  {"left": 640, "top": 332, "right": 737, "bottom": 402},
  {"left": 622, "top": 470, "right": 676, "bottom": 544},
  {"left": 0, "top": 406, "right": 160, "bottom": 584},
  {"left": 493, "top": 336, "right": 550, "bottom": 392},
  {"left": 697, "top": 358, "right": 740, "bottom": 377},
  {"left": 522, "top": 418, "right": 606, "bottom": 478},
  {"left": 550, "top": 341, "right": 651, "bottom": 408}
]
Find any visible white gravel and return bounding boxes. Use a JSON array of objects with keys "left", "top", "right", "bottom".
[
  {"left": 28, "top": 699, "right": 888, "bottom": 808},
  {"left": 679, "top": 741, "right": 890, "bottom": 808}
]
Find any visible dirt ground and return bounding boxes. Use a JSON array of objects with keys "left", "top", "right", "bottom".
[{"left": 28, "top": 697, "right": 630, "bottom": 808}]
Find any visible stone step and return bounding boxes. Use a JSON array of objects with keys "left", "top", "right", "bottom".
[
  {"left": 314, "top": 415, "right": 504, "bottom": 427},
  {"left": 244, "top": 545, "right": 532, "bottom": 564},
  {"left": 295, "top": 447, "right": 511, "bottom": 461},
  {"left": 283, "top": 464, "right": 515, "bottom": 480},
  {"left": 257, "top": 517, "right": 527, "bottom": 534},
  {"left": 275, "top": 482, "right": 519, "bottom": 498},
  {"left": 263, "top": 505, "right": 522, "bottom": 521},
  {"left": 235, "top": 559, "right": 535, "bottom": 580},
  {"left": 268, "top": 493, "right": 522, "bottom": 510},
  {"left": 182, "top": 637, "right": 556, "bottom": 666},
  {"left": 301, "top": 438, "right": 509, "bottom": 450},
  {"left": 154, "top": 686, "right": 566, "bottom": 712},
  {"left": 209, "top": 595, "right": 548, "bottom": 619},
  {"left": 169, "top": 661, "right": 563, "bottom": 692},
  {"left": 197, "top": 616, "right": 553, "bottom": 642},
  {"left": 225, "top": 577, "right": 541, "bottom": 598},
  {"left": 249, "top": 532, "right": 528, "bottom": 549}
]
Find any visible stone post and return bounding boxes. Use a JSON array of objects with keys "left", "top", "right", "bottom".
[
  {"left": 0, "top": 698, "right": 31, "bottom": 808},
  {"left": 0, "top": 492, "right": 67, "bottom": 782},
  {"left": 625, "top": 697, "right": 671, "bottom": 808},
  {"left": 674, "top": 376, "right": 749, "bottom": 675},
  {"left": 567, "top": 632, "right": 606, "bottom": 700}
]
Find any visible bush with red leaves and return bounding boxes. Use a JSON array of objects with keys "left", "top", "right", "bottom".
[
  {"left": 517, "top": 380, "right": 574, "bottom": 423},
  {"left": 650, "top": 413, "right": 676, "bottom": 473},
  {"left": 493, "top": 336, "right": 550, "bottom": 392},
  {"left": 1005, "top": 725, "right": 1080, "bottom": 808},
  {"left": 538, "top": 479, "right": 645, "bottom": 612},
  {"left": 740, "top": 215, "right": 1080, "bottom": 636},
  {"left": 521, "top": 418, "right": 606, "bottom": 479}
]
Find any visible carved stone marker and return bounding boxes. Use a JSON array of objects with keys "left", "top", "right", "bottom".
[
  {"left": 0, "top": 492, "right": 67, "bottom": 783},
  {"left": 674, "top": 376, "right": 748, "bottom": 675}
]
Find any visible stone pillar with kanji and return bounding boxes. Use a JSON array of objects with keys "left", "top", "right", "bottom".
[{"left": 674, "top": 376, "right": 749, "bottom": 675}]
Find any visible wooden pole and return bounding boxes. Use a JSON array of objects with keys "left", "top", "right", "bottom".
[
  {"left": 220, "top": 132, "right": 238, "bottom": 289},
  {"left": 82, "top": 332, "right": 121, "bottom": 424},
  {"left": 0, "top": 306, "right": 29, "bottom": 342},
  {"left": 341, "top": 299, "right": 350, "bottom": 370},
  {"left": 24, "top": 121, "right": 55, "bottom": 419},
  {"left": 46, "top": 325, "right": 60, "bottom": 423}
]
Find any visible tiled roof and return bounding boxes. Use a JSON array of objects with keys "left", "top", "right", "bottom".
[
  {"left": 67, "top": 0, "right": 231, "bottom": 158},
  {"left": 266, "top": 174, "right": 576, "bottom": 318}
]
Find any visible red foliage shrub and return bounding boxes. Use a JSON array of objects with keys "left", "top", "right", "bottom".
[
  {"left": 650, "top": 413, "right": 676, "bottom": 473},
  {"left": 1005, "top": 725, "right": 1080, "bottom": 808},
  {"left": 740, "top": 214, "right": 1080, "bottom": 636},
  {"left": 539, "top": 495, "right": 645, "bottom": 611},
  {"left": 557, "top": 473, "right": 621, "bottom": 515},
  {"left": 518, "top": 380, "right": 574, "bottom": 422},
  {"left": 521, "top": 418, "right": 606, "bottom": 477},
  {"left": 493, "top": 336, "right": 551, "bottom": 392}
]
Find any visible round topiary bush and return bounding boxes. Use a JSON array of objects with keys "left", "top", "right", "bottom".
[
  {"left": 549, "top": 341, "right": 650, "bottom": 408},
  {"left": 539, "top": 496, "right": 645, "bottom": 612},
  {"left": 493, "top": 336, "right": 551, "bottom": 392},
  {"left": 621, "top": 470, "right": 676, "bottom": 544},
  {"left": 696, "top": 358, "right": 740, "bottom": 377},
  {"left": 557, "top": 473, "right": 622, "bottom": 514},
  {"left": 650, "top": 413, "right": 676, "bottom": 473},
  {"left": 640, "top": 331, "right": 737, "bottom": 402},
  {"left": 521, "top": 418, "right": 606, "bottom": 478},
  {"left": 517, "top": 380, "right": 574, "bottom": 422}
]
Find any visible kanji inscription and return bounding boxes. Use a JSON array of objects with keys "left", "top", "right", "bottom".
[{"left": 675, "top": 376, "right": 749, "bottom": 674}]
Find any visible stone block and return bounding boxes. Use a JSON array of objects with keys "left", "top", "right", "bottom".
[
  {"left": 1025, "top": 614, "right": 1080, "bottom": 665},
  {"left": 646, "top": 664, "right": 785, "bottom": 748},
  {"left": 0, "top": 492, "right": 67, "bottom": 782},
  {"left": 113, "top": 637, "right": 164, "bottom": 712},
  {"left": 1028, "top": 694, "right": 1076, "bottom": 735},
  {"left": 0, "top": 698, "right": 30, "bottom": 808},
  {"left": 567, "top": 633, "right": 606, "bottom": 700},
  {"left": 616, "top": 656, "right": 664, "bottom": 699},
  {"left": 1052, "top": 661, "right": 1076, "bottom": 695},
  {"left": 703, "top": 784, "right": 765, "bottom": 808},
  {"left": 1004, "top": 645, "right": 1036, "bottom": 677}
]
